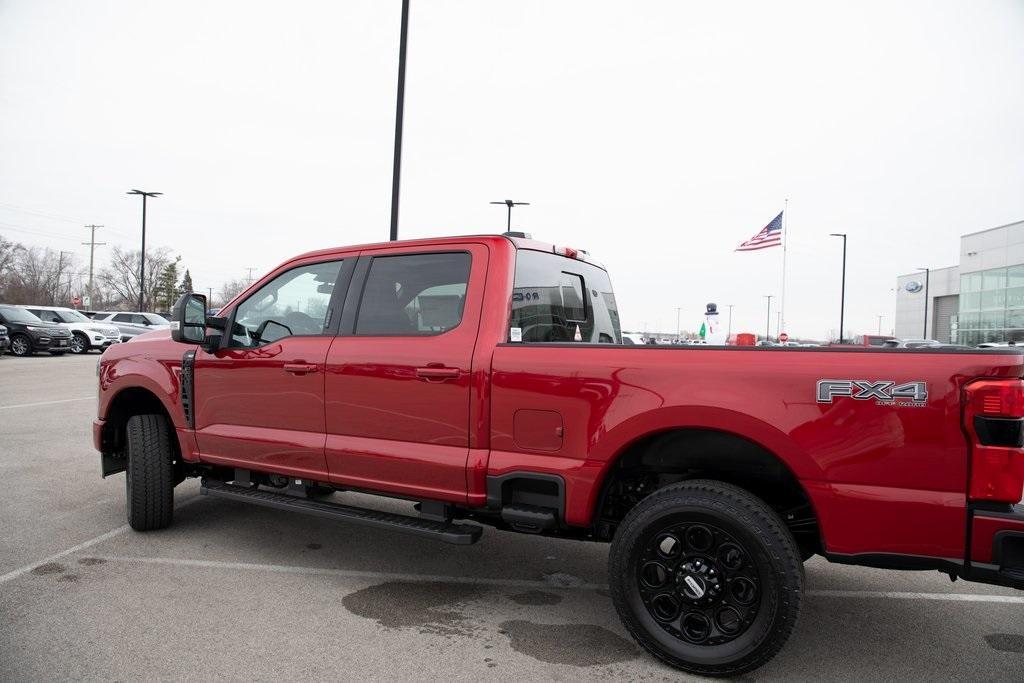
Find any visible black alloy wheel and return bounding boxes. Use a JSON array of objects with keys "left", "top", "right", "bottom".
[{"left": 609, "top": 480, "right": 803, "bottom": 677}]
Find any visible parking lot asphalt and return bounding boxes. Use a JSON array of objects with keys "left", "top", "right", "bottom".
[{"left": 2, "top": 353, "right": 1023, "bottom": 680}]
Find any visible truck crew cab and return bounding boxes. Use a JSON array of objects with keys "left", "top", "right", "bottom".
[{"left": 94, "top": 234, "right": 1024, "bottom": 677}]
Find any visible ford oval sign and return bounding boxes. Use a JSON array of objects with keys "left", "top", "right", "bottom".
[{"left": 905, "top": 281, "right": 923, "bottom": 293}]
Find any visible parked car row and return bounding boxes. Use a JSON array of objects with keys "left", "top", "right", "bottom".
[{"left": 0, "top": 304, "right": 170, "bottom": 357}]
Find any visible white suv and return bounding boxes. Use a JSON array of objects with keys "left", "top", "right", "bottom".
[{"left": 22, "top": 305, "right": 122, "bottom": 354}]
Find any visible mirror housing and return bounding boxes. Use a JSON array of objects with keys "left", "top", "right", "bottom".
[{"left": 171, "top": 293, "right": 208, "bottom": 344}]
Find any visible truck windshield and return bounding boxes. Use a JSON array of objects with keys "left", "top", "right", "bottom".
[{"left": 510, "top": 249, "right": 621, "bottom": 343}]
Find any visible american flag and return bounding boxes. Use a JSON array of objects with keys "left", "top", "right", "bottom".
[{"left": 736, "top": 211, "right": 784, "bottom": 251}]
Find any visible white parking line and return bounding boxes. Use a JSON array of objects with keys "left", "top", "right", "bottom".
[
  {"left": 80, "top": 555, "right": 1024, "bottom": 603},
  {"left": 0, "top": 397, "right": 94, "bottom": 410},
  {"left": 0, "top": 496, "right": 199, "bottom": 585}
]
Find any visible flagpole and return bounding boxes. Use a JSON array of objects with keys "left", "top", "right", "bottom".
[{"left": 780, "top": 198, "right": 789, "bottom": 334}]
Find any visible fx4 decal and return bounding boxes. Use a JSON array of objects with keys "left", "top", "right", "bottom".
[{"left": 816, "top": 379, "right": 928, "bottom": 404}]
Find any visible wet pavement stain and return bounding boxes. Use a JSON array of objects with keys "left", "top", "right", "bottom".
[
  {"left": 306, "top": 543, "right": 322, "bottom": 550},
  {"left": 56, "top": 574, "right": 80, "bottom": 583},
  {"left": 985, "top": 633, "right": 1024, "bottom": 653},
  {"left": 77, "top": 558, "right": 106, "bottom": 566},
  {"left": 342, "top": 581, "right": 485, "bottom": 637},
  {"left": 508, "top": 590, "right": 562, "bottom": 606},
  {"left": 542, "top": 571, "right": 584, "bottom": 587},
  {"left": 31, "top": 562, "right": 65, "bottom": 575},
  {"left": 499, "top": 620, "right": 639, "bottom": 666}
]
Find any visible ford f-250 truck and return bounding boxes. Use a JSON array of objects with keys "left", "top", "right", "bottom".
[{"left": 93, "top": 233, "right": 1024, "bottom": 676}]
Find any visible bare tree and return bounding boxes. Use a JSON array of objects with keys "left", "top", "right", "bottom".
[
  {"left": 217, "top": 278, "right": 250, "bottom": 306},
  {"left": 0, "top": 241, "right": 78, "bottom": 305},
  {"left": 99, "top": 246, "right": 173, "bottom": 310}
]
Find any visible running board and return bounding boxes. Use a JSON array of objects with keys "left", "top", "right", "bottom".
[{"left": 200, "top": 479, "right": 483, "bottom": 545}]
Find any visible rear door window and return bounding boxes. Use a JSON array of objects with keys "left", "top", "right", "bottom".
[{"left": 355, "top": 252, "right": 471, "bottom": 336}]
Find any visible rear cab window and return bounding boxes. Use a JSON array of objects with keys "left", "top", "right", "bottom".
[{"left": 509, "top": 249, "right": 621, "bottom": 343}]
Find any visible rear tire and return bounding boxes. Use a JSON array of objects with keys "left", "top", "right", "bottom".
[
  {"left": 608, "top": 480, "right": 803, "bottom": 677},
  {"left": 125, "top": 414, "right": 175, "bottom": 530}
]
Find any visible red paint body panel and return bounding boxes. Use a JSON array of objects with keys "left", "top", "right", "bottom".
[{"left": 94, "top": 233, "right": 1024, "bottom": 576}]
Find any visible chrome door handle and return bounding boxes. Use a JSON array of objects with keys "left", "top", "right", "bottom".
[
  {"left": 416, "top": 366, "right": 460, "bottom": 381},
  {"left": 283, "top": 363, "right": 318, "bottom": 375}
]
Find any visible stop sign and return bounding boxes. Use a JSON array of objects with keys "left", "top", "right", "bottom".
[
  {"left": 72, "top": 296, "right": 82, "bottom": 306},
  {"left": 779, "top": 332, "right": 789, "bottom": 343}
]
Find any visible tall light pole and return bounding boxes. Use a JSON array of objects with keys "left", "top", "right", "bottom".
[
  {"left": 830, "top": 233, "right": 847, "bottom": 343},
  {"left": 726, "top": 304, "right": 734, "bottom": 341},
  {"left": 389, "top": 0, "right": 410, "bottom": 241},
  {"left": 490, "top": 199, "right": 530, "bottom": 231},
  {"left": 675, "top": 306, "right": 681, "bottom": 341},
  {"left": 917, "top": 267, "right": 931, "bottom": 338},
  {"left": 877, "top": 314, "right": 885, "bottom": 335},
  {"left": 763, "top": 295, "right": 774, "bottom": 342},
  {"left": 127, "top": 190, "right": 162, "bottom": 311}
]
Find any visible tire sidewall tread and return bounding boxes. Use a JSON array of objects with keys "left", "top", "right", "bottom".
[{"left": 125, "top": 414, "right": 175, "bottom": 531}]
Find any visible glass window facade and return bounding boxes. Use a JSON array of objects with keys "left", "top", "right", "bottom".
[{"left": 958, "top": 265, "right": 1024, "bottom": 345}]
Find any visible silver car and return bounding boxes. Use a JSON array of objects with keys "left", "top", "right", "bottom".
[{"left": 93, "top": 311, "right": 171, "bottom": 341}]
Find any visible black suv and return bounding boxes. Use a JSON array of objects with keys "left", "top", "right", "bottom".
[
  {"left": 0, "top": 304, "right": 73, "bottom": 356},
  {"left": 0, "top": 323, "right": 8, "bottom": 354}
]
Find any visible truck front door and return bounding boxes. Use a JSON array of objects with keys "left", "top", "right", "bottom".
[
  {"left": 193, "top": 258, "right": 351, "bottom": 481},
  {"left": 323, "top": 244, "right": 488, "bottom": 503}
]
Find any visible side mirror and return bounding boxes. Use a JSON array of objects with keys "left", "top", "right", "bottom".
[{"left": 171, "top": 293, "right": 208, "bottom": 344}]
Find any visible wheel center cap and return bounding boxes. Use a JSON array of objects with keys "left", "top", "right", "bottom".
[{"left": 682, "top": 574, "right": 706, "bottom": 599}]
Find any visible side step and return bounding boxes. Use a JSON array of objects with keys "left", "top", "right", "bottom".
[{"left": 201, "top": 479, "right": 483, "bottom": 545}]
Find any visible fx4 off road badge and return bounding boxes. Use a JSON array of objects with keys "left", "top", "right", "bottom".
[{"left": 816, "top": 379, "right": 928, "bottom": 405}]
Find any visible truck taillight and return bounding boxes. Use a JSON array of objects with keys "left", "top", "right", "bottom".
[
  {"left": 970, "top": 379, "right": 1024, "bottom": 418},
  {"left": 966, "top": 379, "right": 1024, "bottom": 503}
]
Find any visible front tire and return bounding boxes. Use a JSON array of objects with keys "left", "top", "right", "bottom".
[
  {"left": 608, "top": 480, "right": 802, "bottom": 677},
  {"left": 10, "top": 334, "right": 32, "bottom": 356},
  {"left": 125, "top": 414, "right": 175, "bottom": 531},
  {"left": 70, "top": 332, "right": 89, "bottom": 354}
]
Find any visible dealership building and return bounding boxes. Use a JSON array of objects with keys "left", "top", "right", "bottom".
[{"left": 895, "top": 219, "right": 1024, "bottom": 345}]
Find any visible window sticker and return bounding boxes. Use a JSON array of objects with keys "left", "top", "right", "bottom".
[{"left": 510, "top": 327, "right": 523, "bottom": 342}]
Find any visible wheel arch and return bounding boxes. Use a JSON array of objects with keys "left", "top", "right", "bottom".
[
  {"left": 98, "top": 386, "right": 180, "bottom": 465},
  {"left": 590, "top": 422, "right": 824, "bottom": 557}
]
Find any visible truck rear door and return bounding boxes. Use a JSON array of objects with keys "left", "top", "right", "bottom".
[{"left": 323, "top": 243, "right": 489, "bottom": 503}]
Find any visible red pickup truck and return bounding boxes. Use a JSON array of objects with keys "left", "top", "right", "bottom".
[{"left": 94, "top": 233, "right": 1024, "bottom": 676}]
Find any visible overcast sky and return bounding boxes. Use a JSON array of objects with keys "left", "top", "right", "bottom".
[{"left": 1, "top": 0, "right": 1022, "bottom": 338}]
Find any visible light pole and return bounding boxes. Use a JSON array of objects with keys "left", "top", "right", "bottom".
[
  {"left": 490, "top": 199, "right": 530, "bottom": 231},
  {"left": 830, "top": 233, "right": 847, "bottom": 343},
  {"left": 389, "top": 0, "right": 410, "bottom": 241},
  {"left": 877, "top": 314, "right": 885, "bottom": 335},
  {"left": 763, "top": 295, "right": 774, "bottom": 342},
  {"left": 675, "top": 307, "right": 681, "bottom": 341},
  {"left": 917, "top": 267, "right": 930, "bottom": 338},
  {"left": 726, "top": 304, "right": 734, "bottom": 341},
  {"left": 127, "top": 190, "right": 162, "bottom": 311}
]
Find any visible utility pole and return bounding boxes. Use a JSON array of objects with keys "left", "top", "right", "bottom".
[
  {"left": 490, "top": 199, "right": 530, "bottom": 231},
  {"left": 763, "top": 295, "right": 774, "bottom": 342},
  {"left": 207, "top": 287, "right": 213, "bottom": 304},
  {"left": 127, "top": 190, "right": 162, "bottom": 311},
  {"left": 245, "top": 267, "right": 257, "bottom": 284},
  {"left": 877, "top": 314, "right": 885, "bottom": 335},
  {"left": 675, "top": 307, "right": 681, "bottom": 341},
  {"left": 830, "top": 233, "right": 847, "bottom": 343},
  {"left": 55, "top": 250, "right": 73, "bottom": 305},
  {"left": 389, "top": 0, "right": 411, "bottom": 241},
  {"left": 726, "top": 304, "right": 734, "bottom": 341},
  {"left": 82, "top": 225, "right": 106, "bottom": 306}
]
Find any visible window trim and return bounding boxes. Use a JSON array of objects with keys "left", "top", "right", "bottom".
[
  {"left": 345, "top": 250, "right": 473, "bottom": 338},
  {"left": 221, "top": 258, "right": 353, "bottom": 350}
]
